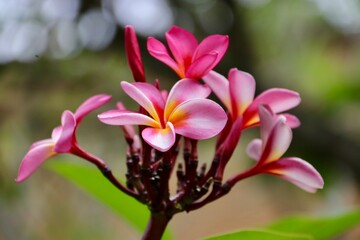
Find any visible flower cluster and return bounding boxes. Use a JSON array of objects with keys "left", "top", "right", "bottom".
[{"left": 17, "top": 25, "right": 323, "bottom": 240}]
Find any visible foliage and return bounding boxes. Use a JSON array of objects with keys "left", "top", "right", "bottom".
[
  {"left": 47, "top": 161, "right": 171, "bottom": 240},
  {"left": 206, "top": 210, "right": 360, "bottom": 240},
  {"left": 48, "top": 161, "right": 360, "bottom": 240}
]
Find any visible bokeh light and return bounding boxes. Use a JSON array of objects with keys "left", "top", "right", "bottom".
[
  {"left": 78, "top": 9, "right": 116, "bottom": 50},
  {"left": 112, "top": 0, "right": 174, "bottom": 36}
]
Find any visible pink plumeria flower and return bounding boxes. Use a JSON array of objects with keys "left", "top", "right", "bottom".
[
  {"left": 98, "top": 79, "right": 227, "bottom": 152},
  {"left": 125, "top": 25, "right": 146, "bottom": 82},
  {"left": 246, "top": 105, "right": 324, "bottom": 192},
  {"left": 147, "top": 26, "right": 229, "bottom": 80},
  {"left": 16, "top": 94, "right": 112, "bottom": 182},
  {"left": 203, "top": 68, "right": 301, "bottom": 129}
]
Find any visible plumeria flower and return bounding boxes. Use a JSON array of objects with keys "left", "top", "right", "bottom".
[
  {"left": 147, "top": 26, "right": 229, "bottom": 80},
  {"left": 246, "top": 105, "right": 324, "bottom": 192},
  {"left": 203, "top": 68, "right": 301, "bottom": 129},
  {"left": 98, "top": 79, "right": 227, "bottom": 152},
  {"left": 16, "top": 94, "right": 112, "bottom": 182}
]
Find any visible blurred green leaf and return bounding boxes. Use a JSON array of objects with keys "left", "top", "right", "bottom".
[
  {"left": 205, "top": 210, "right": 360, "bottom": 240},
  {"left": 204, "top": 229, "right": 311, "bottom": 240},
  {"left": 267, "top": 210, "right": 360, "bottom": 240},
  {"left": 36, "top": 161, "right": 360, "bottom": 240},
  {"left": 47, "top": 161, "right": 148, "bottom": 230},
  {"left": 46, "top": 161, "right": 172, "bottom": 239}
]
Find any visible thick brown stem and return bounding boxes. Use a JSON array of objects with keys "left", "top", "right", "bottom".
[{"left": 142, "top": 213, "right": 171, "bottom": 240}]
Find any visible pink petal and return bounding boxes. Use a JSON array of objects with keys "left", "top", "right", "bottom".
[
  {"left": 168, "top": 98, "right": 227, "bottom": 139},
  {"left": 258, "top": 105, "right": 277, "bottom": 143},
  {"left": 165, "top": 26, "right": 198, "bottom": 71},
  {"left": 228, "top": 68, "right": 256, "bottom": 116},
  {"left": 142, "top": 122, "right": 176, "bottom": 152},
  {"left": 258, "top": 106, "right": 301, "bottom": 134},
  {"left": 217, "top": 117, "right": 243, "bottom": 161},
  {"left": 147, "top": 37, "right": 182, "bottom": 76},
  {"left": 98, "top": 109, "right": 160, "bottom": 127},
  {"left": 185, "top": 52, "right": 218, "bottom": 80},
  {"left": 74, "top": 94, "right": 112, "bottom": 122},
  {"left": 51, "top": 125, "right": 62, "bottom": 142},
  {"left": 253, "top": 88, "right": 301, "bottom": 112},
  {"left": 121, "top": 81, "right": 165, "bottom": 123},
  {"left": 192, "top": 34, "right": 229, "bottom": 67},
  {"left": 260, "top": 117, "right": 292, "bottom": 164},
  {"left": 164, "top": 79, "right": 211, "bottom": 120},
  {"left": 116, "top": 102, "right": 126, "bottom": 110},
  {"left": 202, "top": 70, "right": 232, "bottom": 112},
  {"left": 16, "top": 141, "right": 55, "bottom": 182},
  {"left": 265, "top": 157, "right": 324, "bottom": 193},
  {"left": 54, "top": 111, "right": 76, "bottom": 153},
  {"left": 31, "top": 139, "right": 54, "bottom": 149},
  {"left": 244, "top": 88, "right": 301, "bottom": 128},
  {"left": 247, "top": 138, "right": 262, "bottom": 161},
  {"left": 116, "top": 102, "right": 136, "bottom": 140},
  {"left": 125, "top": 25, "right": 145, "bottom": 82},
  {"left": 215, "top": 113, "right": 233, "bottom": 148},
  {"left": 282, "top": 113, "right": 301, "bottom": 128},
  {"left": 161, "top": 90, "right": 168, "bottom": 101}
]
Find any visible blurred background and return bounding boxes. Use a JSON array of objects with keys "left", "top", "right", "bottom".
[{"left": 1, "top": 0, "right": 360, "bottom": 239}]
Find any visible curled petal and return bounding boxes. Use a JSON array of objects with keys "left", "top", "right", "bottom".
[
  {"left": 165, "top": 26, "right": 198, "bottom": 70},
  {"left": 74, "top": 94, "right": 112, "bottom": 122},
  {"left": 193, "top": 34, "right": 229, "bottom": 66},
  {"left": 54, "top": 111, "right": 76, "bottom": 153},
  {"left": 30, "top": 139, "right": 54, "bottom": 149},
  {"left": 202, "top": 70, "right": 232, "bottom": 112},
  {"left": 169, "top": 98, "right": 227, "bottom": 139},
  {"left": 98, "top": 110, "right": 160, "bottom": 128},
  {"left": 142, "top": 122, "right": 176, "bottom": 152},
  {"left": 260, "top": 117, "right": 292, "bottom": 164},
  {"left": 51, "top": 125, "right": 62, "bottom": 143},
  {"left": 282, "top": 113, "right": 301, "bottom": 128},
  {"left": 125, "top": 25, "right": 145, "bottom": 82},
  {"left": 147, "top": 37, "right": 181, "bottom": 76},
  {"left": 16, "top": 142, "right": 55, "bottom": 182},
  {"left": 165, "top": 79, "right": 211, "bottom": 120},
  {"left": 185, "top": 52, "right": 218, "bottom": 80},
  {"left": 244, "top": 88, "right": 301, "bottom": 128},
  {"left": 265, "top": 157, "right": 324, "bottom": 193},
  {"left": 217, "top": 117, "right": 243, "bottom": 162},
  {"left": 258, "top": 105, "right": 277, "bottom": 143},
  {"left": 247, "top": 138, "right": 262, "bottom": 161},
  {"left": 228, "top": 68, "right": 256, "bottom": 116},
  {"left": 121, "top": 81, "right": 165, "bottom": 123}
]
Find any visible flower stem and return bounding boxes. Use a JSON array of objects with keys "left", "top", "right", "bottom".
[
  {"left": 70, "top": 145, "right": 139, "bottom": 199},
  {"left": 142, "top": 212, "right": 171, "bottom": 240},
  {"left": 225, "top": 166, "right": 258, "bottom": 187}
]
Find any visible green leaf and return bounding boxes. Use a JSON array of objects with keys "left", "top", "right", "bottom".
[
  {"left": 205, "top": 210, "right": 360, "bottom": 240},
  {"left": 47, "top": 161, "right": 148, "bottom": 230},
  {"left": 204, "top": 229, "right": 311, "bottom": 240},
  {"left": 46, "top": 161, "right": 172, "bottom": 240},
  {"left": 267, "top": 210, "right": 360, "bottom": 240}
]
